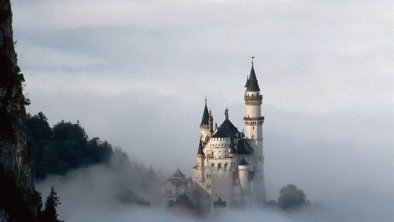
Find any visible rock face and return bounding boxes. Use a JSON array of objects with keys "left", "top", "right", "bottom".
[
  {"left": 0, "top": 0, "right": 33, "bottom": 189},
  {"left": 0, "top": 0, "right": 38, "bottom": 221}
]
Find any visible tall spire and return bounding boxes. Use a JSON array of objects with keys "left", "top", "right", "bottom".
[
  {"left": 200, "top": 98, "right": 209, "bottom": 126},
  {"left": 245, "top": 57, "right": 260, "bottom": 91}
]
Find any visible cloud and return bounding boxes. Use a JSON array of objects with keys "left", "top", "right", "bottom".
[
  {"left": 18, "top": 45, "right": 102, "bottom": 70},
  {"left": 14, "top": 0, "right": 393, "bottom": 113},
  {"left": 36, "top": 159, "right": 394, "bottom": 222},
  {"left": 11, "top": 0, "right": 394, "bottom": 221}
]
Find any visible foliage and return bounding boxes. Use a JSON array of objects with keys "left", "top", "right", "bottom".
[
  {"left": 26, "top": 112, "right": 114, "bottom": 180},
  {"left": 277, "top": 184, "right": 307, "bottom": 210},
  {"left": 39, "top": 186, "right": 61, "bottom": 222}
]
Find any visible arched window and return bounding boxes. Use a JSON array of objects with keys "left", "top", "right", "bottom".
[
  {"left": 224, "top": 163, "right": 228, "bottom": 172},
  {"left": 217, "top": 163, "right": 222, "bottom": 171}
]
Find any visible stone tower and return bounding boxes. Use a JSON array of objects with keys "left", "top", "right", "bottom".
[{"left": 243, "top": 60, "right": 266, "bottom": 202}]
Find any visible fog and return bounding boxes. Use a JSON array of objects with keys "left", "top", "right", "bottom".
[
  {"left": 11, "top": 0, "right": 394, "bottom": 221},
  {"left": 36, "top": 139, "right": 393, "bottom": 222},
  {"left": 35, "top": 106, "right": 394, "bottom": 221}
]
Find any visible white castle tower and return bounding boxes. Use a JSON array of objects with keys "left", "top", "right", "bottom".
[
  {"left": 243, "top": 60, "right": 266, "bottom": 202},
  {"left": 161, "top": 60, "right": 267, "bottom": 208}
]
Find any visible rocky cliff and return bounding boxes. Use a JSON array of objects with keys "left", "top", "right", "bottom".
[{"left": 0, "top": 0, "right": 39, "bottom": 221}]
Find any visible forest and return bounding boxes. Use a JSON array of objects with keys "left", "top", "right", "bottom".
[{"left": 26, "top": 112, "right": 113, "bottom": 180}]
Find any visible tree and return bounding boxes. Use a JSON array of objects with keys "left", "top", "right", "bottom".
[
  {"left": 26, "top": 112, "right": 52, "bottom": 179},
  {"left": 26, "top": 112, "right": 114, "bottom": 179},
  {"left": 40, "top": 186, "right": 61, "bottom": 222},
  {"left": 277, "top": 184, "right": 307, "bottom": 210}
]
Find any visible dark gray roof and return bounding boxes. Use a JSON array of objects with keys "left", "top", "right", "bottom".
[
  {"left": 200, "top": 101, "right": 209, "bottom": 126},
  {"left": 244, "top": 76, "right": 249, "bottom": 87},
  {"left": 236, "top": 139, "right": 254, "bottom": 154},
  {"left": 212, "top": 118, "right": 240, "bottom": 138},
  {"left": 239, "top": 158, "right": 248, "bottom": 165},
  {"left": 168, "top": 177, "right": 188, "bottom": 186},
  {"left": 197, "top": 141, "right": 204, "bottom": 155},
  {"left": 171, "top": 169, "right": 186, "bottom": 178},
  {"left": 245, "top": 64, "right": 260, "bottom": 92}
]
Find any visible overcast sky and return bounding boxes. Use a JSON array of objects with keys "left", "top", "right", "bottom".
[{"left": 12, "top": 0, "right": 393, "bottom": 203}]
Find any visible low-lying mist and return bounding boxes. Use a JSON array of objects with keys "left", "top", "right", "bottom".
[{"left": 36, "top": 144, "right": 394, "bottom": 222}]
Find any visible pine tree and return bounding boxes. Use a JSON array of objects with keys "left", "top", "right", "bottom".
[{"left": 40, "top": 186, "right": 61, "bottom": 222}]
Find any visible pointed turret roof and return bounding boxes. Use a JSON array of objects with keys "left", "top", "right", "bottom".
[
  {"left": 200, "top": 98, "right": 209, "bottom": 126},
  {"left": 245, "top": 62, "right": 260, "bottom": 92}
]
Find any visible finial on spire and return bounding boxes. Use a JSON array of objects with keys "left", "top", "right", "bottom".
[
  {"left": 225, "top": 108, "right": 229, "bottom": 119},
  {"left": 205, "top": 96, "right": 207, "bottom": 105},
  {"left": 245, "top": 56, "right": 260, "bottom": 91}
]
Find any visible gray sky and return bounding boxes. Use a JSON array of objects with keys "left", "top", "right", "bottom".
[{"left": 13, "top": 0, "right": 394, "bottom": 202}]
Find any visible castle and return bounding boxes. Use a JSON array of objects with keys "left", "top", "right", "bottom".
[{"left": 161, "top": 61, "right": 266, "bottom": 209}]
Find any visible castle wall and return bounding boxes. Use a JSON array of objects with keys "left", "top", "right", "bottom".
[
  {"left": 161, "top": 181, "right": 177, "bottom": 206},
  {"left": 210, "top": 163, "right": 233, "bottom": 206}
]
